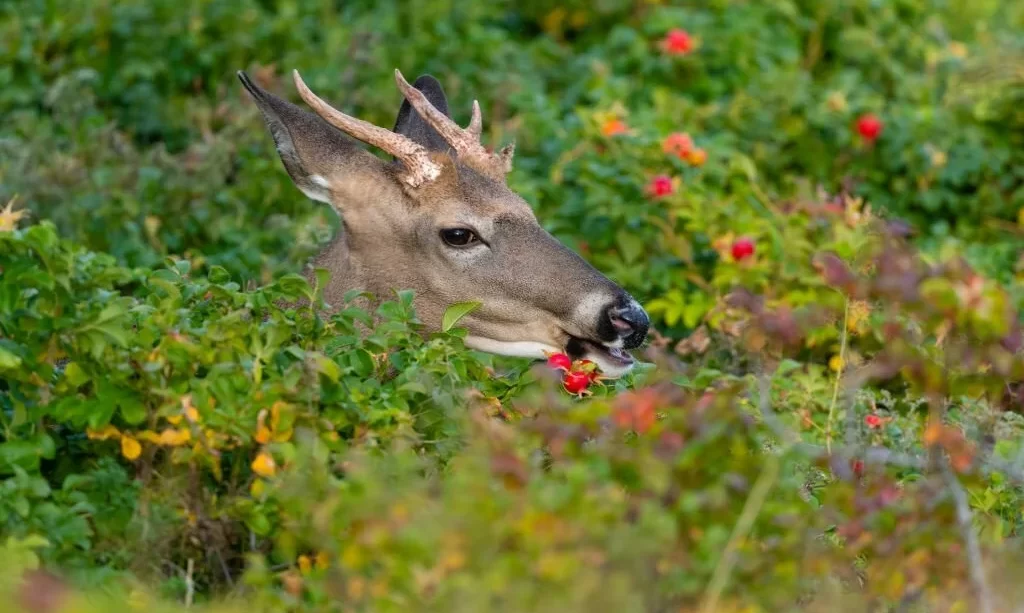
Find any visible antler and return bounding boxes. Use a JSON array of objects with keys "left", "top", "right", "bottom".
[
  {"left": 394, "top": 69, "right": 513, "bottom": 176},
  {"left": 292, "top": 70, "right": 441, "bottom": 187}
]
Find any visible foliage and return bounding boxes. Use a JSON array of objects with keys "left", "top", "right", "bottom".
[{"left": 2, "top": 0, "right": 1024, "bottom": 612}]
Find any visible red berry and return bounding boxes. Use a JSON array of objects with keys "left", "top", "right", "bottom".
[
  {"left": 856, "top": 113, "right": 883, "bottom": 141},
  {"left": 662, "top": 132, "right": 694, "bottom": 158},
  {"left": 864, "top": 414, "right": 883, "bottom": 429},
  {"left": 563, "top": 370, "right": 592, "bottom": 395},
  {"left": 546, "top": 353, "right": 572, "bottom": 371},
  {"left": 660, "top": 29, "right": 694, "bottom": 55},
  {"left": 731, "top": 237, "right": 755, "bottom": 261},
  {"left": 647, "top": 175, "right": 674, "bottom": 198},
  {"left": 851, "top": 459, "right": 865, "bottom": 478}
]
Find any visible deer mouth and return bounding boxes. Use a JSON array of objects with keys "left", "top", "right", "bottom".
[{"left": 566, "top": 336, "right": 636, "bottom": 377}]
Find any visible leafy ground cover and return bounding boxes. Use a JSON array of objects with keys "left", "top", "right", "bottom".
[{"left": 2, "top": 1, "right": 1024, "bottom": 611}]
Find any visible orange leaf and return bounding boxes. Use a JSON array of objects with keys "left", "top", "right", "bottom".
[
  {"left": 252, "top": 452, "right": 276, "bottom": 477},
  {"left": 255, "top": 425, "right": 272, "bottom": 445}
]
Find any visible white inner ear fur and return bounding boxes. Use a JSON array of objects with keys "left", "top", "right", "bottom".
[{"left": 298, "top": 174, "right": 333, "bottom": 203}]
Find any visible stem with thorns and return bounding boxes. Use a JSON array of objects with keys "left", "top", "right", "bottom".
[{"left": 826, "top": 296, "right": 851, "bottom": 454}]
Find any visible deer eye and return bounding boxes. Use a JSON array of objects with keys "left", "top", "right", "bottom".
[{"left": 440, "top": 228, "right": 480, "bottom": 247}]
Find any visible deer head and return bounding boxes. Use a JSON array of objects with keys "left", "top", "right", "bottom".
[{"left": 238, "top": 68, "right": 649, "bottom": 376}]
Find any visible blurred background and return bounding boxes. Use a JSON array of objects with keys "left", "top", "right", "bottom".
[
  {"left": 4, "top": 2, "right": 1024, "bottom": 611},
  {"left": 2, "top": 0, "right": 1022, "bottom": 341}
]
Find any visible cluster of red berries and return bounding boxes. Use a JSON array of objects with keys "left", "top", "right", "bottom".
[
  {"left": 645, "top": 132, "right": 709, "bottom": 199},
  {"left": 546, "top": 353, "right": 602, "bottom": 396}
]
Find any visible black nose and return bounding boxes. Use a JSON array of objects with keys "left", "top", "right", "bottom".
[{"left": 605, "top": 298, "right": 650, "bottom": 349}]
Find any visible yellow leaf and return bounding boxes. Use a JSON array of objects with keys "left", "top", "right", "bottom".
[
  {"left": 0, "top": 198, "right": 28, "bottom": 232},
  {"left": 181, "top": 394, "right": 200, "bottom": 422},
  {"left": 273, "top": 428, "right": 293, "bottom": 443},
  {"left": 137, "top": 430, "right": 161, "bottom": 443},
  {"left": 166, "top": 414, "right": 183, "bottom": 426},
  {"left": 251, "top": 451, "right": 276, "bottom": 477},
  {"left": 829, "top": 355, "right": 844, "bottom": 372},
  {"left": 158, "top": 428, "right": 191, "bottom": 446},
  {"left": 341, "top": 543, "right": 363, "bottom": 569},
  {"left": 121, "top": 435, "right": 142, "bottom": 461},
  {"left": 314, "top": 551, "right": 329, "bottom": 570},
  {"left": 439, "top": 549, "right": 466, "bottom": 572},
  {"left": 86, "top": 425, "right": 121, "bottom": 441},
  {"left": 298, "top": 555, "right": 312, "bottom": 574},
  {"left": 250, "top": 479, "right": 265, "bottom": 498}
]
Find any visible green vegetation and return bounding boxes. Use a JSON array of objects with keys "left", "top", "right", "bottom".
[{"left": 1, "top": 1, "right": 1023, "bottom": 611}]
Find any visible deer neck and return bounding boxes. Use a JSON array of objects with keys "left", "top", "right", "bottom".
[{"left": 306, "top": 228, "right": 357, "bottom": 309}]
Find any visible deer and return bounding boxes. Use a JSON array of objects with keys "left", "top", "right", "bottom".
[{"left": 237, "top": 68, "right": 649, "bottom": 376}]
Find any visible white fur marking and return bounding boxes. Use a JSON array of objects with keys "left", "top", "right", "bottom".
[
  {"left": 572, "top": 291, "right": 613, "bottom": 332},
  {"left": 464, "top": 337, "right": 559, "bottom": 360}
]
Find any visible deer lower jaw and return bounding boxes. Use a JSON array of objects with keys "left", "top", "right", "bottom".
[
  {"left": 464, "top": 335, "right": 636, "bottom": 379},
  {"left": 566, "top": 336, "right": 636, "bottom": 379}
]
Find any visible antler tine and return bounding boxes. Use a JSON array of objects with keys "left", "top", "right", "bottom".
[
  {"left": 394, "top": 69, "right": 483, "bottom": 156},
  {"left": 467, "top": 100, "right": 482, "bottom": 138},
  {"left": 292, "top": 70, "right": 440, "bottom": 187},
  {"left": 393, "top": 69, "right": 517, "bottom": 176}
]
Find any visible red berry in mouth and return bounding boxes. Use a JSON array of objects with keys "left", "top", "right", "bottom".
[
  {"left": 856, "top": 113, "right": 883, "bottom": 141},
  {"left": 563, "top": 370, "right": 592, "bottom": 395},
  {"left": 731, "top": 237, "right": 755, "bottom": 261},
  {"left": 546, "top": 352, "right": 572, "bottom": 371},
  {"left": 864, "top": 414, "right": 883, "bottom": 428}
]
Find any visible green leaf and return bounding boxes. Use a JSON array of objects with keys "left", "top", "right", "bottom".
[
  {"left": 442, "top": 301, "right": 482, "bottom": 332},
  {"left": 63, "top": 362, "right": 89, "bottom": 386},
  {"left": 616, "top": 229, "right": 645, "bottom": 264},
  {"left": 276, "top": 273, "right": 314, "bottom": 303},
  {"left": 349, "top": 349, "right": 375, "bottom": 378},
  {"left": 0, "top": 346, "right": 22, "bottom": 370},
  {"left": 311, "top": 352, "right": 342, "bottom": 383}
]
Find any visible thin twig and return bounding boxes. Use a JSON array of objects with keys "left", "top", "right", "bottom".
[
  {"left": 184, "top": 558, "right": 195, "bottom": 607},
  {"left": 826, "top": 297, "right": 851, "bottom": 454},
  {"left": 699, "top": 453, "right": 781, "bottom": 613},
  {"left": 942, "top": 461, "right": 993, "bottom": 613}
]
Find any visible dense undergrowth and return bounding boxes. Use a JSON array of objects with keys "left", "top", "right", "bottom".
[{"left": 2, "top": 1, "right": 1024, "bottom": 611}]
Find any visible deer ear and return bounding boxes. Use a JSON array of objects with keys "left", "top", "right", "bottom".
[
  {"left": 391, "top": 75, "right": 453, "bottom": 154},
  {"left": 238, "top": 71, "right": 381, "bottom": 203}
]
